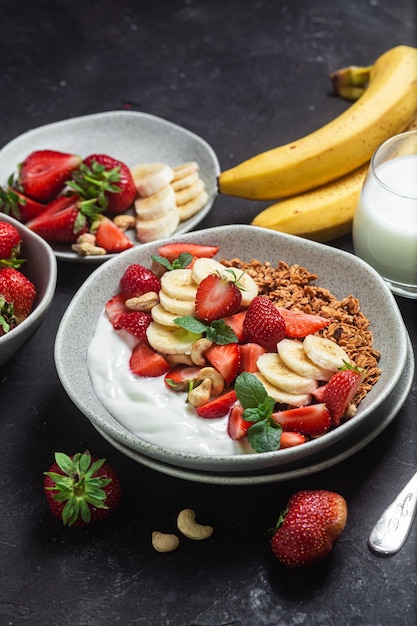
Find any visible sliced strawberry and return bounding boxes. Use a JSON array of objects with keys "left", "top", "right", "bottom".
[
  {"left": 119, "top": 263, "right": 161, "bottom": 299},
  {"left": 227, "top": 403, "right": 250, "bottom": 440},
  {"left": 105, "top": 294, "right": 129, "bottom": 327},
  {"left": 311, "top": 383, "right": 327, "bottom": 403},
  {"left": 204, "top": 342, "right": 241, "bottom": 384},
  {"left": 271, "top": 404, "right": 332, "bottom": 436},
  {"left": 129, "top": 343, "right": 170, "bottom": 377},
  {"left": 239, "top": 342, "right": 267, "bottom": 373},
  {"left": 95, "top": 217, "right": 134, "bottom": 253},
  {"left": 223, "top": 310, "right": 246, "bottom": 342},
  {"left": 243, "top": 295, "right": 286, "bottom": 352},
  {"left": 323, "top": 365, "right": 365, "bottom": 425},
  {"left": 164, "top": 364, "right": 203, "bottom": 392},
  {"left": 18, "top": 150, "right": 81, "bottom": 202},
  {"left": 0, "top": 186, "right": 46, "bottom": 223},
  {"left": 81, "top": 154, "right": 137, "bottom": 214},
  {"left": 114, "top": 310, "right": 152, "bottom": 342},
  {"left": 157, "top": 243, "right": 219, "bottom": 262},
  {"left": 279, "top": 432, "right": 308, "bottom": 449},
  {"left": 197, "top": 389, "right": 238, "bottom": 419},
  {"left": 26, "top": 196, "right": 88, "bottom": 243},
  {"left": 278, "top": 308, "right": 331, "bottom": 338},
  {"left": 195, "top": 274, "right": 242, "bottom": 322}
]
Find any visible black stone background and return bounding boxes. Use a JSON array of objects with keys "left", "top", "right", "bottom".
[{"left": 0, "top": 1, "right": 416, "bottom": 625}]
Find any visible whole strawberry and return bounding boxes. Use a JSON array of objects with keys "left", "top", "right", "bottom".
[
  {"left": 44, "top": 451, "right": 122, "bottom": 527},
  {"left": 119, "top": 263, "right": 161, "bottom": 299},
  {"left": 71, "top": 154, "right": 137, "bottom": 215},
  {"left": 243, "top": 295, "right": 286, "bottom": 352},
  {"left": 0, "top": 221, "right": 21, "bottom": 260},
  {"left": 0, "top": 267, "right": 36, "bottom": 329},
  {"left": 271, "top": 490, "right": 348, "bottom": 568}
]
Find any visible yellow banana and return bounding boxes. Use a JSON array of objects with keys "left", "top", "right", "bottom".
[
  {"left": 251, "top": 112, "right": 417, "bottom": 242},
  {"left": 218, "top": 45, "right": 417, "bottom": 201},
  {"left": 251, "top": 164, "right": 368, "bottom": 242}
]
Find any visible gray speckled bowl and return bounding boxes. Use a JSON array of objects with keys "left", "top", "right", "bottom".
[
  {"left": 0, "top": 213, "right": 57, "bottom": 365},
  {"left": 55, "top": 225, "right": 409, "bottom": 474},
  {"left": 0, "top": 110, "right": 220, "bottom": 263}
]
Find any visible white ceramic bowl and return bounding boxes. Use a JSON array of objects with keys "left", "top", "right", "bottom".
[
  {"left": 55, "top": 225, "right": 409, "bottom": 474},
  {"left": 0, "top": 213, "right": 57, "bottom": 365},
  {"left": 0, "top": 111, "right": 220, "bottom": 263}
]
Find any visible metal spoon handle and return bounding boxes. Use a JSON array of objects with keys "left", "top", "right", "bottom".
[{"left": 368, "top": 469, "right": 417, "bottom": 555}]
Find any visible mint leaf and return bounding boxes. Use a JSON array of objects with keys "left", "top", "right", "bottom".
[
  {"left": 247, "top": 420, "right": 282, "bottom": 453},
  {"left": 206, "top": 319, "right": 237, "bottom": 344},
  {"left": 174, "top": 316, "right": 208, "bottom": 334},
  {"left": 173, "top": 316, "right": 238, "bottom": 345},
  {"left": 151, "top": 252, "right": 193, "bottom": 271},
  {"left": 234, "top": 372, "right": 268, "bottom": 409}
]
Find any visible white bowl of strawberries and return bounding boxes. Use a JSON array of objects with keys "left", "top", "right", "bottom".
[
  {"left": 0, "top": 212, "right": 57, "bottom": 365},
  {"left": 55, "top": 225, "right": 411, "bottom": 479}
]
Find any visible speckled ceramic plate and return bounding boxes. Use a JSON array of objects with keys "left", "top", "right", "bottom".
[
  {"left": 0, "top": 111, "right": 219, "bottom": 263},
  {"left": 55, "top": 225, "right": 409, "bottom": 473}
]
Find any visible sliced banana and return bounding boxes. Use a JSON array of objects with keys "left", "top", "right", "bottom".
[
  {"left": 151, "top": 303, "right": 181, "bottom": 327},
  {"left": 302, "top": 334, "right": 351, "bottom": 372},
  {"left": 134, "top": 185, "right": 176, "bottom": 220},
  {"left": 257, "top": 352, "right": 318, "bottom": 395},
  {"left": 160, "top": 269, "right": 198, "bottom": 301},
  {"left": 132, "top": 162, "right": 174, "bottom": 197},
  {"left": 172, "top": 161, "right": 199, "bottom": 180},
  {"left": 254, "top": 373, "right": 311, "bottom": 408},
  {"left": 171, "top": 171, "right": 199, "bottom": 191},
  {"left": 177, "top": 190, "right": 209, "bottom": 222},
  {"left": 191, "top": 257, "right": 258, "bottom": 307},
  {"left": 174, "top": 179, "right": 205, "bottom": 206},
  {"left": 277, "top": 338, "right": 334, "bottom": 381},
  {"left": 159, "top": 289, "right": 196, "bottom": 316},
  {"left": 146, "top": 321, "right": 202, "bottom": 355},
  {"left": 136, "top": 207, "right": 179, "bottom": 243}
]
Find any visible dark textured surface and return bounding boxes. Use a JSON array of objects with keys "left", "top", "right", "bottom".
[{"left": 1, "top": 1, "right": 416, "bottom": 625}]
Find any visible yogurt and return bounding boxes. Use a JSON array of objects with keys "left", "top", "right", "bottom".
[{"left": 87, "top": 311, "right": 254, "bottom": 456}]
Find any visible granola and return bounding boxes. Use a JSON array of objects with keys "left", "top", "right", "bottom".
[{"left": 221, "top": 258, "right": 381, "bottom": 406}]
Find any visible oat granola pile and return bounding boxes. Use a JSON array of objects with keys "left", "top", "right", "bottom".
[{"left": 221, "top": 258, "right": 381, "bottom": 406}]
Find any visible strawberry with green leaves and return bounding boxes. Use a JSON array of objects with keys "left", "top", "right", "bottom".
[
  {"left": 18, "top": 149, "right": 82, "bottom": 202},
  {"left": 270, "top": 490, "right": 348, "bottom": 567},
  {"left": 0, "top": 221, "right": 21, "bottom": 261},
  {"left": 44, "top": 451, "right": 122, "bottom": 527},
  {"left": 69, "top": 154, "right": 137, "bottom": 215},
  {"left": 0, "top": 183, "right": 46, "bottom": 223},
  {"left": 0, "top": 267, "right": 36, "bottom": 333},
  {"left": 26, "top": 195, "right": 94, "bottom": 243}
]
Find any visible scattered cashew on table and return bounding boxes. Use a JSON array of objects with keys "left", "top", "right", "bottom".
[{"left": 152, "top": 508, "right": 214, "bottom": 553}]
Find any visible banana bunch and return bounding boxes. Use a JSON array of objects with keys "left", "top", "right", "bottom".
[{"left": 217, "top": 45, "right": 417, "bottom": 242}]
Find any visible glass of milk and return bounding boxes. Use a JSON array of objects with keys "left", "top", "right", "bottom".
[{"left": 353, "top": 130, "right": 417, "bottom": 299}]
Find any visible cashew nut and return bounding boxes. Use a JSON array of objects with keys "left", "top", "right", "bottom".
[
  {"left": 166, "top": 353, "right": 194, "bottom": 366},
  {"left": 177, "top": 509, "right": 214, "bottom": 540},
  {"left": 187, "top": 378, "right": 212, "bottom": 406},
  {"left": 198, "top": 367, "right": 225, "bottom": 396},
  {"left": 113, "top": 214, "right": 136, "bottom": 231},
  {"left": 152, "top": 531, "right": 180, "bottom": 553},
  {"left": 190, "top": 338, "right": 213, "bottom": 365},
  {"left": 125, "top": 292, "right": 159, "bottom": 312},
  {"left": 71, "top": 242, "right": 107, "bottom": 256}
]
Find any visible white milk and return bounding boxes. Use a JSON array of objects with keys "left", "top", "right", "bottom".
[{"left": 353, "top": 154, "right": 417, "bottom": 288}]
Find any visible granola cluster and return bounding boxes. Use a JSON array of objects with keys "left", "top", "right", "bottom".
[{"left": 221, "top": 258, "right": 381, "bottom": 406}]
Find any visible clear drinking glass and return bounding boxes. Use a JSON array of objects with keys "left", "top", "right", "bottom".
[{"left": 352, "top": 130, "right": 417, "bottom": 299}]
